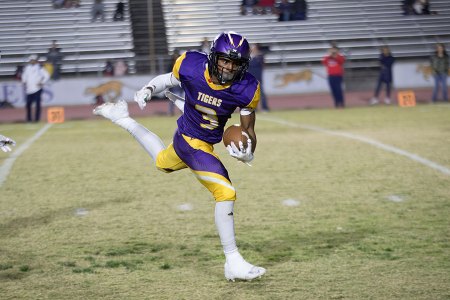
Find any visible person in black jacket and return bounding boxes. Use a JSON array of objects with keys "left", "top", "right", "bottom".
[{"left": 370, "top": 46, "right": 395, "bottom": 105}]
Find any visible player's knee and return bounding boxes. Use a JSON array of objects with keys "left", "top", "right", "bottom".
[{"left": 214, "top": 188, "right": 236, "bottom": 202}]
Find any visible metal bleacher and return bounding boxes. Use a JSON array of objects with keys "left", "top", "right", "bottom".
[
  {"left": 0, "top": 0, "right": 134, "bottom": 77},
  {"left": 162, "top": 0, "right": 450, "bottom": 68},
  {"left": 2, "top": 0, "right": 449, "bottom": 78}
]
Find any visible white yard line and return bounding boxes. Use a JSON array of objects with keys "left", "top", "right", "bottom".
[
  {"left": 259, "top": 116, "right": 450, "bottom": 176},
  {"left": 0, "top": 123, "right": 53, "bottom": 187}
]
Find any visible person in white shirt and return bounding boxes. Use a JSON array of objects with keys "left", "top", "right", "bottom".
[{"left": 21, "top": 55, "right": 50, "bottom": 122}]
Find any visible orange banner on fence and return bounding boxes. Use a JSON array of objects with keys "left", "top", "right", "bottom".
[
  {"left": 47, "top": 107, "right": 65, "bottom": 123},
  {"left": 397, "top": 91, "right": 416, "bottom": 107}
]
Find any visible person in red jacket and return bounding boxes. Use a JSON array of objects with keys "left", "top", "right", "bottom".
[{"left": 322, "top": 46, "right": 346, "bottom": 108}]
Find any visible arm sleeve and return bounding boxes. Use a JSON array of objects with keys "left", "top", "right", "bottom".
[{"left": 144, "top": 72, "right": 181, "bottom": 94}]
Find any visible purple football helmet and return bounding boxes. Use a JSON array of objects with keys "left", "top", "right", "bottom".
[{"left": 208, "top": 32, "right": 251, "bottom": 84}]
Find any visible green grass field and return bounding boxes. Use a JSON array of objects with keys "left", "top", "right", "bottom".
[{"left": 1, "top": 104, "right": 449, "bottom": 299}]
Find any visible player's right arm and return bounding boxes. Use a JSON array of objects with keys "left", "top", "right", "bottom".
[
  {"left": 134, "top": 72, "right": 181, "bottom": 110},
  {"left": 134, "top": 53, "right": 187, "bottom": 110}
]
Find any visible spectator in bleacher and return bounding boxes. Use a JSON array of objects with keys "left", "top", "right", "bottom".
[
  {"left": 113, "top": 1, "right": 125, "bottom": 21},
  {"left": 370, "top": 46, "right": 395, "bottom": 105},
  {"left": 413, "top": 0, "right": 433, "bottom": 15},
  {"left": 430, "top": 43, "right": 449, "bottom": 103},
  {"left": 46, "top": 40, "right": 64, "bottom": 80},
  {"left": 53, "top": 0, "right": 65, "bottom": 9},
  {"left": 91, "top": 0, "right": 105, "bottom": 22},
  {"left": 413, "top": 0, "right": 425, "bottom": 14},
  {"left": 248, "top": 43, "right": 270, "bottom": 112},
  {"left": 401, "top": 0, "right": 415, "bottom": 15},
  {"left": 113, "top": 59, "right": 128, "bottom": 76},
  {"left": 103, "top": 60, "right": 114, "bottom": 76},
  {"left": 421, "top": 0, "right": 431, "bottom": 14},
  {"left": 322, "top": 46, "right": 346, "bottom": 108},
  {"left": 241, "top": 0, "right": 258, "bottom": 15},
  {"left": 275, "top": 0, "right": 293, "bottom": 21},
  {"left": 65, "top": 0, "right": 81, "bottom": 8},
  {"left": 254, "top": 0, "right": 275, "bottom": 15},
  {"left": 14, "top": 65, "right": 23, "bottom": 81},
  {"left": 291, "top": 0, "right": 307, "bottom": 20},
  {"left": 22, "top": 55, "right": 50, "bottom": 123}
]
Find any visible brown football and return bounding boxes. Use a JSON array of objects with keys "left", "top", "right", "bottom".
[{"left": 223, "top": 124, "right": 249, "bottom": 148}]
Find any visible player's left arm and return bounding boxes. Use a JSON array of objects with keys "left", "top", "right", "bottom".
[
  {"left": 227, "top": 111, "right": 256, "bottom": 165},
  {"left": 239, "top": 80, "right": 260, "bottom": 153},
  {"left": 240, "top": 112, "right": 256, "bottom": 153}
]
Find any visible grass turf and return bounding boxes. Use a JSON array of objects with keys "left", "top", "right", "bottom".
[{"left": 0, "top": 104, "right": 449, "bottom": 299}]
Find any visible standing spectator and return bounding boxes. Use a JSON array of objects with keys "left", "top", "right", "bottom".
[
  {"left": 22, "top": 55, "right": 50, "bottom": 123},
  {"left": 113, "top": 1, "right": 125, "bottom": 21},
  {"left": 322, "top": 46, "right": 346, "bottom": 108},
  {"left": 92, "top": 0, "right": 105, "bottom": 22},
  {"left": 430, "top": 43, "right": 449, "bottom": 103},
  {"left": 248, "top": 43, "right": 270, "bottom": 111},
  {"left": 46, "top": 40, "right": 64, "bottom": 80},
  {"left": 370, "top": 46, "right": 395, "bottom": 105}
]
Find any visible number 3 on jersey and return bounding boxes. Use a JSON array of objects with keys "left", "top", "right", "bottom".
[{"left": 195, "top": 104, "right": 219, "bottom": 130}]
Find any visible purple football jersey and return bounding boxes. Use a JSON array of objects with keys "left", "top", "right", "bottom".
[{"left": 172, "top": 51, "right": 260, "bottom": 144}]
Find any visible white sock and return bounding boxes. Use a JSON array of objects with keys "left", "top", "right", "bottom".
[
  {"left": 114, "top": 117, "right": 165, "bottom": 161},
  {"left": 215, "top": 201, "right": 238, "bottom": 258}
]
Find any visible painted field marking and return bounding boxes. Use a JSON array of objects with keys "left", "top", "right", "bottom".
[
  {"left": 259, "top": 116, "right": 450, "bottom": 176},
  {"left": 0, "top": 123, "right": 53, "bottom": 187}
]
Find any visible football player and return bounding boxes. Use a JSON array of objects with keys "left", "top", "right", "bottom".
[
  {"left": 94, "top": 32, "right": 265, "bottom": 281},
  {"left": 0, "top": 135, "right": 16, "bottom": 153}
]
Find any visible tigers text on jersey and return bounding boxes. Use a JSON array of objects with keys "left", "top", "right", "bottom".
[{"left": 172, "top": 51, "right": 260, "bottom": 144}]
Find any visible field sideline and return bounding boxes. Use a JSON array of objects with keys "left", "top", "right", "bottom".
[{"left": 0, "top": 104, "right": 449, "bottom": 299}]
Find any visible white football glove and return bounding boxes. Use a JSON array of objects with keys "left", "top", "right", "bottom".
[
  {"left": 0, "top": 135, "right": 16, "bottom": 153},
  {"left": 226, "top": 139, "right": 254, "bottom": 166},
  {"left": 134, "top": 86, "right": 153, "bottom": 110}
]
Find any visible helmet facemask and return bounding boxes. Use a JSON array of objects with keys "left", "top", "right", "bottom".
[{"left": 209, "top": 52, "right": 249, "bottom": 84}]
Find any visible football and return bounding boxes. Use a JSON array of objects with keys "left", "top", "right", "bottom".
[{"left": 223, "top": 124, "right": 249, "bottom": 148}]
